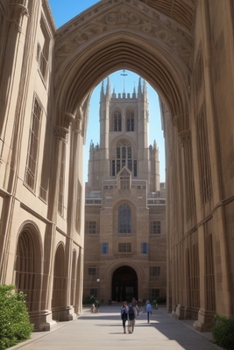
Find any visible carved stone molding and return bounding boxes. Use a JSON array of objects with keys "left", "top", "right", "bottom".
[
  {"left": 64, "top": 112, "right": 75, "bottom": 129},
  {"left": 54, "top": 126, "right": 68, "bottom": 140},
  {"left": 179, "top": 129, "right": 191, "bottom": 146},
  {"left": 8, "top": 0, "right": 28, "bottom": 31},
  {"left": 55, "top": 0, "right": 192, "bottom": 73},
  {"left": 73, "top": 118, "right": 82, "bottom": 134}
]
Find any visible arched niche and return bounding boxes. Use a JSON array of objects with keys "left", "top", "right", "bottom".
[{"left": 14, "top": 222, "right": 42, "bottom": 313}]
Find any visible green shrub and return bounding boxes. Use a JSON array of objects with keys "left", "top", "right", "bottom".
[
  {"left": 0, "top": 285, "right": 33, "bottom": 350},
  {"left": 212, "top": 314, "right": 234, "bottom": 350},
  {"left": 83, "top": 295, "right": 99, "bottom": 306},
  {"left": 152, "top": 297, "right": 166, "bottom": 308}
]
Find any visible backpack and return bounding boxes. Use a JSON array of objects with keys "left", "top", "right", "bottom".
[{"left": 128, "top": 306, "right": 134, "bottom": 320}]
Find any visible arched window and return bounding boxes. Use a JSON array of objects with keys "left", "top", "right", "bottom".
[
  {"left": 119, "top": 168, "right": 130, "bottom": 190},
  {"left": 111, "top": 138, "right": 135, "bottom": 176},
  {"left": 118, "top": 203, "right": 131, "bottom": 234},
  {"left": 126, "top": 111, "right": 134, "bottom": 131},
  {"left": 25, "top": 96, "right": 42, "bottom": 190},
  {"left": 113, "top": 111, "right": 121, "bottom": 131}
]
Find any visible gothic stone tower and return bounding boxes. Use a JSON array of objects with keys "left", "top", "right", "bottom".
[{"left": 84, "top": 78, "right": 166, "bottom": 304}]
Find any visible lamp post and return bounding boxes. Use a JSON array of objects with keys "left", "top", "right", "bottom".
[{"left": 96, "top": 279, "right": 100, "bottom": 311}]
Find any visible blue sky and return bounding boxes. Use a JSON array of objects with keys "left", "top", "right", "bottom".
[{"left": 48, "top": 1, "right": 165, "bottom": 183}]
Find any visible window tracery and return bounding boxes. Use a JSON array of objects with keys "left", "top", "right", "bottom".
[
  {"left": 111, "top": 138, "right": 137, "bottom": 176},
  {"left": 118, "top": 203, "right": 131, "bottom": 234},
  {"left": 126, "top": 111, "right": 134, "bottom": 131},
  {"left": 113, "top": 110, "right": 121, "bottom": 131}
]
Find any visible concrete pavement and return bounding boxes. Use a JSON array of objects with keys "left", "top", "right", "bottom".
[{"left": 9, "top": 305, "right": 223, "bottom": 350}]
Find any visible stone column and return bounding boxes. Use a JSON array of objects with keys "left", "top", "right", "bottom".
[
  {"left": 65, "top": 116, "right": 83, "bottom": 319},
  {"left": 0, "top": 0, "right": 29, "bottom": 134},
  {"left": 43, "top": 112, "right": 75, "bottom": 327},
  {"left": 0, "top": 0, "right": 33, "bottom": 284},
  {"left": 193, "top": 2, "right": 232, "bottom": 331}
]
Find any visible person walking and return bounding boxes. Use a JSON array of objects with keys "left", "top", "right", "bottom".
[
  {"left": 132, "top": 297, "right": 139, "bottom": 315},
  {"left": 120, "top": 301, "right": 129, "bottom": 333},
  {"left": 145, "top": 300, "right": 152, "bottom": 323},
  {"left": 128, "top": 303, "right": 137, "bottom": 333}
]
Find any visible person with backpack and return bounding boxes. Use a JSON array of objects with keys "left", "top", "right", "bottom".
[
  {"left": 128, "top": 302, "right": 137, "bottom": 333},
  {"left": 120, "top": 301, "right": 129, "bottom": 333}
]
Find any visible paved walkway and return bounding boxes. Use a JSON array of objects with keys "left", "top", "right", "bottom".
[{"left": 9, "top": 305, "right": 223, "bottom": 350}]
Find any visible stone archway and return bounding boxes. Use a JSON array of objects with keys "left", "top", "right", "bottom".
[
  {"left": 54, "top": 0, "right": 191, "bottom": 128},
  {"left": 112, "top": 266, "right": 138, "bottom": 302},
  {"left": 52, "top": 0, "right": 192, "bottom": 317},
  {"left": 52, "top": 0, "right": 191, "bottom": 317},
  {"left": 49, "top": 0, "right": 234, "bottom": 331}
]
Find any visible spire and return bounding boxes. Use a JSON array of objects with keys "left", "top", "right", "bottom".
[
  {"left": 133, "top": 85, "right": 136, "bottom": 98},
  {"left": 106, "top": 77, "right": 111, "bottom": 97},
  {"left": 100, "top": 80, "right": 104, "bottom": 99},
  {"left": 90, "top": 139, "right": 94, "bottom": 149},
  {"left": 138, "top": 77, "right": 142, "bottom": 95},
  {"left": 143, "top": 80, "right": 147, "bottom": 94}
]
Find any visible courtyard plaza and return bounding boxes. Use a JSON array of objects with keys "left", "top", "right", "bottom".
[{"left": 9, "top": 305, "right": 222, "bottom": 350}]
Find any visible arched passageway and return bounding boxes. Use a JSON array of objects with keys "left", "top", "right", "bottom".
[
  {"left": 112, "top": 266, "right": 138, "bottom": 302},
  {"left": 54, "top": 0, "right": 192, "bottom": 126},
  {"left": 0, "top": 0, "right": 233, "bottom": 334}
]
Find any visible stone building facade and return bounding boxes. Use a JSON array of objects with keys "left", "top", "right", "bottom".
[
  {"left": 0, "top": 0, "right": 234, "bottom": 333},
  {"left": 84, "top": 79, "right": 166, "bottom": 304},
  {"left": 0, "top": 0, "right": 85, "bottom": 331}
]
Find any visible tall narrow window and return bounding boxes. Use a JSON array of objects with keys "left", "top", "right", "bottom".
[
  {"left": 85, "top": 221, "right": 98, "bottom": 234},
  {"left": 88, "top": 266, "right": 99, "bottom": 282},
  {"left": 141, "top": 242, "right": 148, "bottom": 254},
  {"left": 101, "top": 242, "right": 108, "bottom": 254},
  {"left": 150, "top": 266, "right": 161, "bottom": 277},
  {"left": 118, "top": 203, "right": 131, "bottom": 234},
  {"left": 37, "top": 18, "right": 50, "bottom": 81},
  {"left": 126, "top": 111, "right": 134, "bottom": 131},
  {"left": 25, "top": 97, "right": 42, "bottom": 190},
  {"left": 111, "top": 160, "right": 115, "bottom": 176},
  {"left": 58, "top": 142, "right": 66, "bottom": 216},
  {"left": 151, "top": 221, "right": 161, "bottom": 234},
  {"left": 133, "top": 160, "right": 137, "bottom": 177},
  {"left": 111, "top": 139, "right": 134, "bottom": 176},
  {"left": 113, "top": 111, "right": 121, "bottom": 131},
  {"left": 197, "top": 104, "right": 212, "bottom": 204}
]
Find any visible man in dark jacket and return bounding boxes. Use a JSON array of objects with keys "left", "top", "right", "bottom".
[{"left": 128, "top": 303, "right": 137, "bottom": 333}]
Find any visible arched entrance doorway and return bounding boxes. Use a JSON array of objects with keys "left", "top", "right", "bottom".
[{"left": 112, "top": 266, "right": 138, "bottom": 302}]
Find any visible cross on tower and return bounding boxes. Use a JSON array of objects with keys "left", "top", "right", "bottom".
[{"left": 121, "top": 69, "right": 128, "bottom": 92}]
